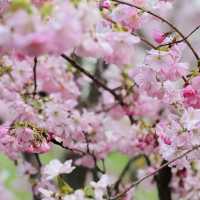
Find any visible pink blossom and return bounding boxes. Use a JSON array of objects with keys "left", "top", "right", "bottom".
[
  {"left": 43, "top": 159, "right": 75, "bottom": 180},
  {"left": 104, "top": 32, "right": 140, "bottom": 66},
  {"left": 25, "top": 141, "right": 51, "bottom": 154},
  {"left": 90, "top": 174, "right": 115, "bottom": 200},
  {"left": 111, "top": 4, "right": 143, "bottom": 31},
  {"left": 152, "top": 29, "right": 166, "bottom": 44},
  {"left": 100, "top": 0, "right": 111, "bottom": 9},
  {"left": 183, "top": 76, "right": 200, "bottom": 108}
]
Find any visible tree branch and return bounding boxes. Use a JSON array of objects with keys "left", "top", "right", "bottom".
[
  {"left": 110, "top": 145, "right": 200, "bottom": 200},
  {"left": 113, "top": 154, "right": 150, "bottom": 191},
  {"left": 23, "top": 153, "right": 42, "bottom": 200},
  {"left": 111, "top": 0, "right": 200, "bottom": 62},
  {"left": 102, "top": 12, "right": 157, "bottom": 49},
  {"left": 61, "top": 54, "right": 136, "bottom": 124},
  {"left": 157, "top": 24, "right": 200, "bottom": 48},
  {"left": 61, "top": 54, "right": 122, "bottom": 103},
  {"left": 51, "top": 138, "right": 85, "bottom": 155},
  {"left": 33, "top": 57, "right": 38, "bottom": 96},
  {"left": 155, "top": 160, "right": 172, "bottom": 200}
]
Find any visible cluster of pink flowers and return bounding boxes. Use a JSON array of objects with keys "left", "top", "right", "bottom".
[{"left": 0, "top": 0, "right": 200, "bottom": 199}]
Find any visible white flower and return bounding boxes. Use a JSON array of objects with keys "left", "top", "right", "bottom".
[
  {"left": 181, "top": 108, "right": 200, "bottom": 131},
  {"left": 39, "top": 188, "right": 55, "bottom": 200},
  {"left": 64, "top": 190, "right": 85, "bottom": 200},
  {"left": 90, "top": 174, "right": 115, "bottom": 200},
  {"left": 43, "top": 159, "right": 75, "bottom": 180}
]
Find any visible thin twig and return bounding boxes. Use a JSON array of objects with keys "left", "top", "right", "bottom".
[
  {"left": 111, "top": 0, "right": 200, "bottom": 62},
  {"left": 51, "top": 138, "right": 85, "bottom": 155},
  {"left": 102, "top": 13, "right": 156, "bottom": 49},
  {"left": 83, "top": 131, "right": 105, "bottom": 174},
  {"left": 110, "top": 145, "right": 200, "bottom": 200},
  {"left": 114, "top": 154, "right": 148, "bottom": 191},
  {"left": 139, "top": 36, "right": 157, "bottom": 49},
  {"left": 157, "top": 24, "right": 200, "bottom": 48},
  {"left": 52, "top": 138, "right": 104, "bottom": 173},
  {"left": 23, "top": 153, "right": 42, "bottom": 200}
]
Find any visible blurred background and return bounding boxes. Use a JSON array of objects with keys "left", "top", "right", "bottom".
[{"left": 0, "top": 147, "right": 158, "bottom": 200}]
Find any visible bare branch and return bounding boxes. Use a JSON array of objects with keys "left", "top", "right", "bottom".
[
  {"left": 23, "top": 153, "right": 42, "bottom": 200},
  {"left": 113, "top": 154, "right": 150, "bottom": 191},
  {"left": 33, "top": 57, "right": 38, "bottom": 96},
  {"left": 111, "top": 0, "right": 200, "bottom": 62},
  {"left": 110, "top": 145, "right": 200, "bottom": 200},
  {"left": 51, "top": 138, "right": 85, "bottom": 155},
  {"left": 61, "top": 54, "right": 136, "bottom": 124},
  {"left": 157, "top": 24, "right": 200, "bottom": 48}
]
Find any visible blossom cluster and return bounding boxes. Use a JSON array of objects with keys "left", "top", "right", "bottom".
[{"left": 0, "top": 0, "right": 200, "bottom": 199}]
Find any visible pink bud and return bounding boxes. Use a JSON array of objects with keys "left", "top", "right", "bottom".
[
  {"left": 160, "top": 133, "right": 171, "bottom": 145},
  {"left": 25, "top": 142, "right": 51, "bottom": 153},
  {"left": 25, "top": 145, "right": 35, "bottom": 153},
  {"left": 152, "top": 30, "right": 166, "bottom": 44},
  {"left": 163, "top": 137, "right": 172, "bottom": 145},
  {"left": 100, "top": 0, "right": 111, "bottom": 9},
  {"left": 177, "top": 168, "right": 187, "bottom": 178},
  {"left": 37, "top": 142, "right": 51, "bottom": 153},
  {"left": 183, "top": 85, "right": 196, "bottom": 97},
  {"left": 47, "top": 132, "right": 54, "bottom": 142}
]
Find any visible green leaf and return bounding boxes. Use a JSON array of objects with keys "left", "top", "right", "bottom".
[
  {"left": 0, "top": 66, "right": 12, "bottom": 77},
  {"left": 11, "top": 0, "right": 32, "bottom": 13},
  {"left": 84, "top": 185, "right": 94, "bottom": 198},
  {"left": 57, "top": 176, "right": 74, "bottom": 195},
  {"left": 70, "top": 0, "right": 81, "bottom": 6},
  {"left": 40, "top": 3, "right": 53, "bottom": 18}
]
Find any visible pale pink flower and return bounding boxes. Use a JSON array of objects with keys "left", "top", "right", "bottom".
[
  {"left": 25, "top": 141, "right": 51, "bottom": 154},
  {"left": 90, "top": 174, "right": 115, "bottom": 200},
  {"left": 104, "top": 32, "right": 140, "bottom": 66},
  {"left": 43, "top": 159, "right": 75, "bottom": 180},
  {"left": 183, "top": 76, "right": 200, "bottom": 108},
  {"left": 76, "top": 33, "right": 113, "bottom": 59},
  {"left": 64, "top": 190, "right": 85, "bottom": 200},
  {"left": 111, "top": 4, "right": 143, "bottom": 31},
  {"left": 181, "top": 108, "right": 200, "bottom": 131}
]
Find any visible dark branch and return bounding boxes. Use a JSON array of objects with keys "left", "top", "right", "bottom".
[
  {"left": 23, "top": 153, "right": 42, "bottom": 200},
  {"left": 113, "top": 154, "right": 150, "bottom": 191},
  {"left": 110, "top": 145, "right": 200, "bottom": 200},
  {"left": 61, "top": 54, "right": 136, "bottom": 124},
  {"left": 111, "top": 0, "right": 200, "bottom": 62},
  {"left": 157, "top": 24, "right": 200, "bottom": 48},
  {"left": 33, "top": 57, "right": 38, "bottom": 96}
]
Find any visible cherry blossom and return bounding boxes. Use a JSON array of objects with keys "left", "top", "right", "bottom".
[
  {"left": 43, "top": 159, "right": 75, "bottom": 180},
  {"left": 0, "top": 1, "right": 200, "bottom": 200}
]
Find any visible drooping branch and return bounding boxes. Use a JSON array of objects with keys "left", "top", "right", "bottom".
[
  {"left": 132, "top": 32, "right": 157, "bottom": 49},
  {"left": 157, "top": 24, "right": 200, "bottom": 48},
  {"left": 111, "top": 0, "right": 200, "bottom": 62}
]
